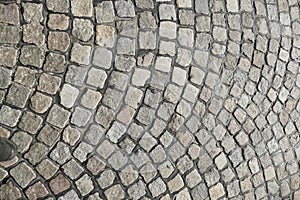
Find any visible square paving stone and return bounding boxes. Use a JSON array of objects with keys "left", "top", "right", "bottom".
[
  {"left": 92, "top": 47, "right": 112, "bottom": 69},
  {"left": 49, "top": 174, "right": 71, "bottom": 195},
  {"left": 108, "top": 71, "right": 129, "bottom": 91},
  {"left": 159, "top": 4, "right": 176, "bottom": 20},
  {"left": 25, "top": 181, "right": 48, "bottom": 200},
  {"left": 11, "top": 131, "right": 32, "bottom": 153},
  {"left": 139, "top": 31, "right": 157, "bottom": 49},
  {"left": 62, "top": 159, "right": 84, "bottom": 180},
  {"left": 62, "top": 125, "right": 81, "bottom": 146},
  {"left": 47, "top": 104, "right": 71, "bottom": 129},
  {"left": 48, "top": 31, "right": 70, "bottom": 52},
  {"left": 14, "top": 66, "right": 38, "bottom": 88},
  {"left": 24, "top": 142, "right": 49, "bottom": 165},
  {"left": 46, "top": 0, "right": 70, "bottom": 13},
  {"left": 10, "top": 162, "right": 36, "bottom": 188},
  {"left": 0, "top": 46, "right": 18, "bottom": 68},
  {"left": 43, "top": 52, "right": 66, "bottom": 74},
  {"left": 96, "top": 25, "right": 116, "bottom": 48},
  {"left": 0, "top": 105, "right": 22, "bottom": 127},
  {"left": 71, "top": 0, "right": 93, "bottom": 17},
  {"left": 117, "top": 37, "right": 136, "bottom": 55},
  {"left": 0, "top": 24, "right": 20, "bottom": 44},
  {"left": 59, "top": 83, "right": 80, "bottom": 108},
  {"left": 30, "top": 92, "right": 53, "bottom": 114},
  {"left": 65, "top": 65, "right": 87, "bottom": 87},
  {"left": 70, "top": 43, "right": 92, "bottom": 65},
  {"left": 102, "top": 88, "right": 123, "bottom": 110},
  {"left": 48, "top": 14, "right": 69, "bottom": 30},
  {"left": 38, "top": 73, "right": 61, "bottom": 95},
  {"left": 114, "top": 0, "right": 135, "bottom": 17},
  {"left": 86, "top": 68, "right": 107, "bottom": 89},
  {"left": 23, "top": 22, "right": 45, "bottom": 46},
  {"left": 6, "top": 83, "right": 31, "bottom": 108},
  {"left": 37, "top": 124, "right": 61, "bottom": 147},
  {"left": 95, "top": 1, "right": 115, "bottom": 23},
  {"left": 72, "top": 18, "right": 94, "bottom": 42},
  {"left": 76, "top": 174, "right": 94, "bottom": 196},
  {"left": 73, "top": 142, "right": 93, "bottom": 162},
  {"left": 20, "top": 45, "right": 45, "bottom": 68},
  {"left": 0, "top": 3, "right": 19, "bottom": 24},
  {"left": 95, "top": 106, "right": 114, "bottom": 128},
  {"left": 22, "top": 3, "right": 43, "bottom": 23},
  {"left": 80, "top": 89, "right": 102, "bottom": 110},
  {"left": 18, "top": 111, "right": 43, "bottom": 134},
  {"left": 84, "top": 124, "right": 104, "bottom": 145},
  {"left": 50, "top": 142, "right": 72, "bottom": 164},
  {"left": 71, "top": 106, "right": 92, "bottom": 127}
]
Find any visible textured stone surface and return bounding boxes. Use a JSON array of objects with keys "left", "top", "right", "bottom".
[{"left": 0, "top": 1, "right": 299, "bottom": 199}]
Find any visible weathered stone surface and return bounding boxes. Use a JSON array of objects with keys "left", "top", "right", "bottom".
[
  {"left": 71, "top": 107, "right": 92, "bottom": 127},
  {"left": 25, "top": 181, "right": 48, "bottom": 200},
  {"left": 0, "top": 3, "right": 19, "bottom": 25},
  {"left": 48, "top": 14, "right": 69, "bottom": 30},
  {"left": 81, "top": 89, "right": 102, "bottom": 110},
  {"left": 95, "top": 1, "right": 115, "bottom": 23},
  {"left": 0, "top": 67, "right": 12, "bottom": 88},
  {"left": 70, "top": 43, "right": 92, "bottom": 65},
  {"left": 47, "top": 104, "right": 71, "bottom": 129},
  {"left": 71, "top": 0, "right": 93, "bottom": 17},
  {"left": 115, "top": 0, "right": 135, "bottom": 17},
  {"left": 14, "top": 66, "right": 37, "bottom": 87},
  {"left": 65, "top": 65, "right": 87, "bottom": 87},
  {"left": 73, "top": 18, "right": 94, "bottom": 42},
  {"left": 0, "top": 24, "right": 19, "bottom": 44},
  {"left": 37, "top": 124, "right": 60, "bottom": 147},
  {"left": 18, "top": 111, "right": 43, "bottom": 134},
  {"left": 62, "top": 126, "right": 81, "bottom": 146},
  {"left": 30, "top": 92, "right": 53, "bottom": 114},
  {"left": 48, "top": 31, "right": 70, "bottom": 52},
  {"left": 92, "top": 47, "right": 112, "bottom": 69},
  {"left": 23, "top": 22, "right": 45, "bottom": 45},
  {"left": 96, "top": 25, "right": 115, "bottom": 48},
  {"left": 10, "top": 162, "right": 36, "bottom": 188},
  {"left": 60, "top": 84, "right": 80, "bottom": 108},
  {"left": 46, "top": 0, "right": 70, "bottom": 13},
  {"left": 24, "top": 142, "right": 49, "bottom": 165},
  {"left": 50, "top": 142, "right": 71, "bottom": 164},
  {"left": 20, "top": 45, "right": 45, "bottom": 68},
  {"left": 6, "top": 83, "right": 31, "bottom": 108},
  {"left": 0, "top": 105, "right": 22, "bottom": 127},
  {"left": 38, "top": 73, "right": 61, "bottom": 95},
  {"left": 0, "top": 182, "right": 22, "bottom": 200},
  {"left": 76, "top": 174, "right": 94, "bottom": 196},
  {"left": 0, "top": 47, "right": 17, "bottom": 68},
  {"left": 43, "top": 52, "right": 66, "bottom": 73},
  {"left": 49, "top": 174, "right": 71, "bottom": 195},
  {"left": 11, "top": 131, "right": 32, "bottom": 153}
]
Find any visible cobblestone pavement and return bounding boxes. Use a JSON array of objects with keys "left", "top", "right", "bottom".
[{"left": 0, "top": 0, "right": 300, "bottom": 199}]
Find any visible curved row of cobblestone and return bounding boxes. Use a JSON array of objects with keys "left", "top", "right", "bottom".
[{"left": 0, "top": 0, "right": 300, "bottom": 199}]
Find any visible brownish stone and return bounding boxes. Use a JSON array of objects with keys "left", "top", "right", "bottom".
[
  {"left": 48, "top": 31, "right": 70, "bottom": 52},
  {"left": 25, "top": 181, "right": 48, "bottom": 200},
  {"left": 0, "top": 4, "right": 19, "bottom": 25},
  {"left": 49, "top": 174, "right": 70, "bottom": 195},
  {"left": 48, "top": 14, "right": 69, "bottom": 30}
]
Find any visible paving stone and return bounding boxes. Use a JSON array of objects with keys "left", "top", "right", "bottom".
[
  {"left": 116, "top": 18, "right": 138, "bottom": 38},
  {"left": 30, "top": 92, "right": 52, "bottom": 114},
  {"left": 86, "top": 68, "right": 107, "bottom": 89},
  {"left": 139, "top": 11, "right": 157, "bottom": 29},
  {"left": 92, "top": 47, "right": 112, "bottom": 69},
  {"left": 46, "top": 0, "right": 69, "bottom": 13},
  {"left": 72, "top": 18, "right": 93, "bottom": 42},
  {"left": 20, "top": 45, "right": 45, "bottom": 68},
  {"left": 36, "top": 158, "right": 59, "bottom": 180},
  {"left": 117, "top": 105, "right": 135, "bottom": 125},
  {"left": 73, "top": 142, "right": 93, "bottom": 162},
  {"left": 96, "top": 25, "right": 115, "bottom": 48},
  {"left": 102, "top": 88, "right": 123, "bottom": 110},
  {"left": 18, "top": 111, "right": 43, "bottom": 134},
  {"left": 70, "top": 43, "right": 92, "bottom": 65},
  {"left": 47, "top": 105, "right": 70, "bottom": 129},
  {"left": 131, "top": 68, "right": 151, "bottom": 87},
  {"left": 179, "top": 10, "right": 194, "bottom": 25},
  {"left": 23, "top": 22, "right": 45, "bottom": 45},
  {"left": 71, "top": 107, "right": 92, "bottom": 127},
  {"left": 65, "top": 65, "right": 87, "bottom": 87},
  {"left": 159, "top": 4, "right": 176, "bottom": 20},
  {"left": 14, "top": 66, "right": 37, "bottom": 87},
  {"left": 59, "top": 84, "right": 79, "bottom": 108},
  {"left": 38, "top": 73, "right": 61, "bottom": 95},
  {"left": 10, "top": 162, "right": 36, "bottom": 188},
  {"left": 43, "top": 52, "right": 66, "bottom": 74},
  {"left": 37, "top": 124, "right": 60, "bottom": 147},
  {"left": 97, "top": 169, "right": 115, "bottom": 189},
  {"left": 115, "top": 0, "right": 135, "bottom": 17},
  {"left": 95, "top": 1, "right": 115, "bottom": 23},
  {"left": 0, "top": 105, "right": 22, "bottom": 127},
  {"left": 25, "top": 181, "right": 48, "bottom": 200},
  {"left": 95, "top": 106, "right": 114, "bottom": 128},
  {"left": 168, "top": 174, "right": 184, "bottom": 193},
  {"left": 6, "top": 83, "right": 31, "bottom": 108},
  {"left": 62, "top": 159, "right": 84, "bottom": 180},
  {"left": 48, "top": 31, "right": 70, "bottom": 52},
  {"left": 149, "top": 177, "right": 167, "bottom": 198},
  {"left": 0, "top": 182, "right": 22, "bottom": 200},
  {"left": 191, "top": 183, "right": 208, "bottom": 200},
  {"left": 81, "top": 89, "right": 102, "bottom": 110},
  {"left": 0, "top": 3, "right": 19, "bottom": 25},
  {"left": 49, "top": 174, "right": 71, "bottom": 195},
  {"left": 87, "top": 156, "right": 105, "bottom": 175},
  {"left": 71, "top": 0, "right": 93, "bottom": 17},
  {"left": 159, "top": 21, "right": 177, "bottom": 39},
  {"left": 117, "top": 37, "right": 136, "bottom": 55},
  {"left": 76, "top": 174, "right": 94, "bottom": 196},
  {"left": 11, "top": 131, "right": 32, "bottom": 153},
  {"left": 115, "top": 55, "right": 136, "bottom": 72},
  {"left": 128, "top": 180, "right": 146, "bottom": 200},
  {"left": 48, "top": 14, "right": 69, "bottom": 30},
  {"left": 58, "top": 190, "right": 80, "bottom": 200},
  {"left": 109, "top": 71, "right": 129, "bottom": 91},
  {"left": 50, "top": 142, "right": 71, "bottom": 164}
]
